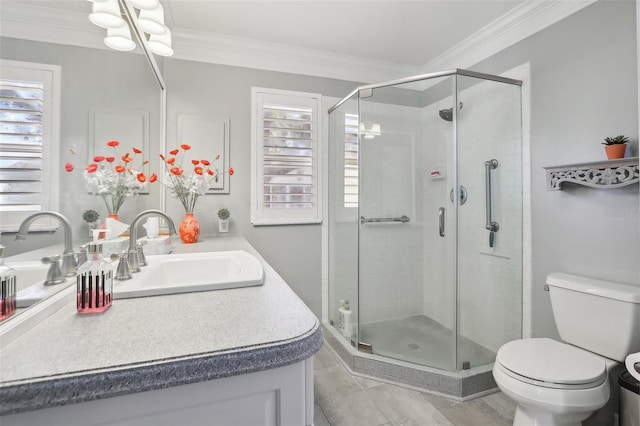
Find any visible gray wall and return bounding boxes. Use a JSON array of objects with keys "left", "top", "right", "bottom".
[
  {"left": 164, "top": 59, "right": 360, "bottom": 316},
  {"left": 473, "top": 0, "right": 639, "bottom": 338}
]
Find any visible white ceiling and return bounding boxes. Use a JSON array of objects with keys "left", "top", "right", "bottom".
[
  {"left": 164, "top": 1, "right": 524, "bottom": 67},
  {"left": 2, "top": 0, "right": 596, "bottom": 83}
]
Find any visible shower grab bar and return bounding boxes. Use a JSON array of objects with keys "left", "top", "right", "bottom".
[
  {"left": 484, "top": 159, "right": 499, "bottom": 248},
  {"left": 360, "top": 215, "right": 410, "bottom": 224},
  {"left": 438, "top": 207, "right": 445, "bottom": 237}
]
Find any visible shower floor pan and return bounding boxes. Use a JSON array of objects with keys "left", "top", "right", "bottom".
[
  {"left": 360, "top": 315, "right": 495, "bottom": 371},
  {"left": 324, "top": 315, "right": 498, "bottom": 400}
]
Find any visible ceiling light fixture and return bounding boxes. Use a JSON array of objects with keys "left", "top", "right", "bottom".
[
  {"left": 87, "top": 0, "right": 173, "bottom": 57},
  {"left": 360, "top": 122, "right": 382, "bottom": 139},
  {"left": 137, "top": 4, "right": 167, "bottom": 35},
  {"left": 89, "top": 0, "right": 125, "bottom": 29},
  {"left": 104, "top": 23, "right": 137, "bottom": 51},
  {"left": 147, "top": 27, "right": 174, "bottom": 57}
]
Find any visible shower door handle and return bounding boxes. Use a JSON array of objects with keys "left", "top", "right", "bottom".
[
  {"left": 438, "top": 207, "right": 445, "bottom": 237},
  {"left": 484, "top": 159, "right": 499, "bottom": 247}
]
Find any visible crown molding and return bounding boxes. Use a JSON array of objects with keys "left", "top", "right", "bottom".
[
  {"left": 420, "top": 0, "right": 598, "bottom": 74},
  {"left": 172, "top": 28, "right": 419, "bottom": 84},
  {"left": 0, "top": 2, "right": 106, "bottom": 52},
  {"left": 1, "top": 0, "right": 597, "bottom": 85}
]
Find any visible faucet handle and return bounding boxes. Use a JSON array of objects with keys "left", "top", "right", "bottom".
[
  {"left": 41, "top": 255, "right": 61, "bottom": 265},
  {"left": 136, "top": 241, "right": 147, "bottom": 267},
  {"left": 41, "top": 255, "right": 65, "bottom": 286},
  {"left": 114, "top": 252, "right": 132, "bottom": 281},
  {"left": 76, "top": 245, "right": 88, "bottom": 267}
]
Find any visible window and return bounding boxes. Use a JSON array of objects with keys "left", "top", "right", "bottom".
[
  {"left": 251, "top": 88, "right": 322, "bottom": 225},
  {"left": 344, "top": 113, "right": 359, "bottom": 208},
  {"left": 0, "top": 61, "right": 60, "bottom": 231}
]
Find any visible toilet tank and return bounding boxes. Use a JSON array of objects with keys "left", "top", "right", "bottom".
[{"left": 547, "top": 273, "right": 640, "bottom": 362}]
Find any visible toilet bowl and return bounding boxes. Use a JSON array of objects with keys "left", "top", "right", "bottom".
[
  {"left": 493, "top": 338, "right": 610, "bottom": 426},
  {"left": 494, "top": 273, "right": 640, "bottom": 426}
]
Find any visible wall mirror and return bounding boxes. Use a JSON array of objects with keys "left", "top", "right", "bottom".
[{"left": 0, "top": 0, "right": 166, "bottom": 323}]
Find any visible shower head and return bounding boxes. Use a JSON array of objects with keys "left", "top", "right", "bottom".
[{"left": 439, "top": 108, "right": 453, "bottom": 122}]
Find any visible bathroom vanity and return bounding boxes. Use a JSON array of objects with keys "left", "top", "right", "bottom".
[{"left": 0, "top": 236, "right": 322, "bottom": 425}]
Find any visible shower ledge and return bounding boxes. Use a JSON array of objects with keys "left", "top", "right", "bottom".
[{"left": 543, "top": 157, "right": 638, "bottom": 190}]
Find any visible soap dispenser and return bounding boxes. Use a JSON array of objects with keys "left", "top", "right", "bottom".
[
  {"left": 0, "top": 245, "right": 16, "bottom": 321},
  {"left": 76, "top": 231, "right": 113, "bottom": 314}
]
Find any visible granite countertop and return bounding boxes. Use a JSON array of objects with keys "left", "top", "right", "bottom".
[{"left": 0, "top": 236, "right": 322, "bottom": 415}]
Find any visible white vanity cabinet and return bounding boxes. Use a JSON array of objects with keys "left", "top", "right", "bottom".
[{"left": 2, "top": 358, "right": 315, "bottom": 426}]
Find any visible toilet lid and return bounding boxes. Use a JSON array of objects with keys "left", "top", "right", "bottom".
[{"left": 497, "top": 338, "right": 607, "bottom": 386}]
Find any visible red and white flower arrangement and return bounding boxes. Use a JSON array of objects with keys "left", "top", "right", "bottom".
[
  {"left": 66, "top": 140, "right": 150, "bottom": 215},
  {"left": 156, "top": 143, "right": 234, "bottom": 213}
]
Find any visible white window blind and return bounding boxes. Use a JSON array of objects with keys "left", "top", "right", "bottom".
[
  {"left": 0, "top": 80, "right": 44, "bottom": 210},
  {"left": 251, "top": 88, "right": 322, "bottom": 225},
  {"left": 0, "top": 61, "right": 60, "bottom": 231},
  {"left": 344, "top": 113, "right": 359, "bottom": 208}
]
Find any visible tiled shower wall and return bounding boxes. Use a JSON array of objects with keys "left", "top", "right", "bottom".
[{"left": 421, "top": 79, "right": 523, "bottom": 356}]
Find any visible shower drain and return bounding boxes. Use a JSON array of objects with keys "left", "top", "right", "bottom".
[{"left": 408, "top": 343, "right": 420, "bottom": 350}]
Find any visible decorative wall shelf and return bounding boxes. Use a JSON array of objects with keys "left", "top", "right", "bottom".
[{"left": 543, "top": 157, "right": 639, "bottom": 190}]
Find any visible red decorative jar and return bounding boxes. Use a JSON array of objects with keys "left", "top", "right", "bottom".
[{"left": 179, "top": 213, "right": 200, "bottom": 244}]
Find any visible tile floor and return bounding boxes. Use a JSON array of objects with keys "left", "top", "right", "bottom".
[{"left": 313, "top": 343, "right": 516, "bottom": 426}]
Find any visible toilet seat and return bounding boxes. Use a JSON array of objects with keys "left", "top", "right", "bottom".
[{"left": 496, "top": 338, "right": 607, "bottom": 390}]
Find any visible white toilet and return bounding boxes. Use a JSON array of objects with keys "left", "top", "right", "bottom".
[{"left": 493, "top": 273, "right": 640, "bottom": 426}]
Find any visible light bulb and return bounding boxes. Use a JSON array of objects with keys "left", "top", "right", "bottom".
[
  {"left": 137, "top": 4, "right": 166, "bottom": 35},
  {"left": 127, "top": 0, "right": 160, "bottom": 10},
  {"left": 147, "top": 27, "right": 173, "bottom": 56},
  {"left": 104, "top": 24, "right": 136, "bottom": 51},
  {"left": 89, "top": 0, "right": 125, "bottom": 29}
]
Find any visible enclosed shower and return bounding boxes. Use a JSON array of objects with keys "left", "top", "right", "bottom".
[{"left": 326, "top": 69, "right": 523, "bottom": 398}]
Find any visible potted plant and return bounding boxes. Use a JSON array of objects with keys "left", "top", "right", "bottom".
[
  {"left": 217, "top": 208, "right": 230, "bottom": 233},
  {"left": 602, "top": 135, "right": 628, "bottom": 159},
  {"left": 82, "top": 209, "right": 100, "bottom": 239}
]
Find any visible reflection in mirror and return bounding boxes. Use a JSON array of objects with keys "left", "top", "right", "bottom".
[{"left": 0, "top": 0, "right": 165, "bottom": 322}]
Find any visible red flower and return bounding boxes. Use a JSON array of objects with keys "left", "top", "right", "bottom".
[
  {"left": 69, "top": 148, "right": 76, "bottom": 154},
  {"left": 107, "top": 140, "right": 120, "bottom": 147},
  {"left": 201, "top": 159, "right": 210, "bottom": 166},
  {"left": 65, "top": 162, "right": 74, "bottom": 172},
  {"left": 137, "top": 172, "right": 146, "bottom": 183},
  {"left": 169, "top": 149, "right": 179, "bottom": 156},
  {"left": 191, "top": 159, "right": 200, "bottom": 165},
  {"left": 181, "top": 144, "right": 191, "bottom": 150},
  {"left": 106, "top": 156, "right": 115, "bottom": 163},
  {"left": 228, "top": 167, "right": 235, "bottom": 176},
  {"left": 159, "top": 153, "right": 165, "bottom": 160},
  {"left": 149, "top": 173, "right": 158, "bottom": 183},
  {"left": 93, "top": 155, "right": 105, "bottom": 162},
  {"left": 207, "top": 169, "right": 214, "bottom": 176},
  {"left": 132, "top": 147, "right": 142, "bottom": 154},
  {"left": 115, "top": 165, "right": 125, "bottom": 173},
  {"left": 194, "top": 166, "right": 203, "bottom": 175},
  {"left": 122, "top": 155, "right": 132, "bottom": 163},
  {"left": 167, "top": 157, "right": 176, "bottom": 165},
  {"left": 170, "top": 167, "right": 182, "bottom": 175}
]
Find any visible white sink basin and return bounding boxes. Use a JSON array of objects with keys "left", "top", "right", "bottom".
[
  {"left": 11, "top": 261, "right": 71, "bottom": 308},
  {"left": 113, "top": 250, "right": 264, "bottom": 299}
]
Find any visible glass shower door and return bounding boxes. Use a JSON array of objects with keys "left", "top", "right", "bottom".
[
  {"left": 357, "top": 78, "right": 457, "bottom": 370},
  {"left": 455, "top": 75, "right": 523, "bottom": 370}
]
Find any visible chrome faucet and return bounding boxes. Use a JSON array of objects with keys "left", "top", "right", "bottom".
[
  {"left": 127, "top": 210, "right": 176, "bottom": 273},
  {"left": 16, "top": 211, "right": 76, "bottom": 277}
]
